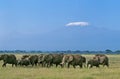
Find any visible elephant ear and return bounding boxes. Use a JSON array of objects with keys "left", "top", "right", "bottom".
[{"left": 68, "top": 55, "right": 74, "bottom": 62}]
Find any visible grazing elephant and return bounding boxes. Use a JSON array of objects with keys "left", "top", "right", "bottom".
[
  {"left": 87, "top": 59, "right": 100, "bottom": 68},
  {"left": 0, "top": 54, "right": 17, "bottom": 67},
  {"left": 94, "top": 54, "right": 109, "bottom": 67},
  {"left": 61, "top": 54, "right": 83, "bottom": 68}
]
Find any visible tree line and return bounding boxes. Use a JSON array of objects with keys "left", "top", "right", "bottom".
[{"left": 0, "top": 49, "right": 120, "bottom": 54}]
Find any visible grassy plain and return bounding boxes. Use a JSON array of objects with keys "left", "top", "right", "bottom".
[{"left": 0, "top": 54, "right": 120, "bottom": 79}]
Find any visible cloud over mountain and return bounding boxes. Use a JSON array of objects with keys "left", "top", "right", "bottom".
[{"left": 66, "top": 22, "right": 89, "bottom": 27}]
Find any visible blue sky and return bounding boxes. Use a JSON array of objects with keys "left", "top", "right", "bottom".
[{"left": 0, "top": 0, "right": 120, "bottom": 51}]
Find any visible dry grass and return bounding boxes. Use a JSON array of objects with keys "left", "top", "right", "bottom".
[{"left": 0, "top": 54, "right": 120, "bottom": 79}]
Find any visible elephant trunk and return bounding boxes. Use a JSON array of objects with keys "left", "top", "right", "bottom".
[{"left": 60, "top": 62, "right": 65, "bottom": 68}]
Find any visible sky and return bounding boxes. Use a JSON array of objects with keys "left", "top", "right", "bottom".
[{"left": 0, "top": 0, "right": 120, "bottom": 51}]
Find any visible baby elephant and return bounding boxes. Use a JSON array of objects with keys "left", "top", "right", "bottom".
[{"left": 87, "top": 59, "right": 100, "bottom": 68}]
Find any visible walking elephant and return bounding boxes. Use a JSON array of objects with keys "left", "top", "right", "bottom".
[
  {"left": 41, "top": 54, "right": 53, "bottom": 67},
  {"left": 81, "top": 56, "right": 86, "bottom": 67},
  {"left": 29, "top": 55, "right": 38, "bottom": 66},
  {"left": 94, "top": 54, "right": 109, "bottom": 67},
  {"left": 18, "top": 58, "right": 30, "bottom": 66},
  {"left": 60, "top": 54, "right": 83, "bottom": 68},
  {"left": 51, "top": 53, "right": 64, "bottom": 67},
  {"left": 0, "top": 54, "right": 17, "bottom": 67},
  {"left": 38, "top": 53, "right": 64, "bottom": 68},
  {"left": 20, "top": 55, "right": 38, "bottom": 66},
  {"left": 87, "top": 59, "right": 100, "bottom": 68}
]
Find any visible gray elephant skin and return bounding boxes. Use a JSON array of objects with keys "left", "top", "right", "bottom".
[
  {"left": 61, "top": 54, "right": 83, "bottom": 68},
  {"left": 94, "top": 54, "right": 109, "bottom": 67},
  {"left": 87, "top": 59, "right": 100, "bottom": 68},
  {"left": 38, "top": 53, "right": 64, "bottom": 68},
  {"left": 0, "top": 54, "right": 17, "bottom": 67}
]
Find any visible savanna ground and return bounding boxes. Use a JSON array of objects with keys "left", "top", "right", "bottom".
[{"left": 0, "top": 54, "right": 120, "bottom": 79}]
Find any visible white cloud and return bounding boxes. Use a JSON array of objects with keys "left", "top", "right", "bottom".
[{"left": 66, "top": 22, "right": 89, "bottom": 27}]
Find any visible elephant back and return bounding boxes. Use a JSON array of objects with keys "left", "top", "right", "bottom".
[
  {"left": 73, "top": 54, "right": 83, "bottom": 62},
  {"left": 94, "top": 54, "right": 109, "bottom": 66}
]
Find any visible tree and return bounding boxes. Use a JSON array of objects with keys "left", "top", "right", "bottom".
[{"left": 105, "top": 49, "right": 112, "bottom": 54}]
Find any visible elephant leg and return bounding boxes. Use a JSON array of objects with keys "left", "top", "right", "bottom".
[
  {"left": 12, "top": 64, "right": 14, "bottom": 67},
  {"left": 61, "top": 64, "right": 64, "bottom": 68},
  {"left": 50, "top": 63, "right": 53, "bottom": 67},
  {"left": 15, "top": 63, "right": 17, "bottom": 67},
  {"left": 46, "top": 63, "right": 48, "bottom": 67},
  {"left": 42, "top": 63, "right": 44, "bottom": 67},
  {"left": 79, "top": 63, "right": 83, "bottom": 68},
  {"left": 90, "top": 65, "right": 93, "bottom": 68},
  {"left": 98, "top": 65, "right": 100, "bottom": 68},
  {"left": 73, "top": 65, "right": 76, "bottom": 68},
  {"left": 35, "top": 63, "right": 37, "bottom": 66},
  {"left": 67, "top": 63, "right": 70, "bottom": 68},
  {"left": 106, "top": 63, "right": 109, "bottom": 67},
  {"left": 83, "top": 63, "right": 86, "bottom": 68},
  {"left": 87, "top": 63, "right": 89, "bottom": 68},
  {"left": 41, "top": 62, "right": 43, "bottom": 67},
  {"left": 46, "top": 63, "right": 50, "bottom": 68},
  {"left": 56, "top": 64, "right": 58, "bottom": 68},
  {"left": 42, "top": 62, "right": 45, "bottom": 67},
  {"left": 47, "top": 63, "right": 50, "bottom": 68},
  {"left": 103, "top": 64, "right": 105, "bottom": 67},
  {"left": 96, "top": 65, "right": 99, "bottom": 68},
  {"left": 32, "top": 62, "right": 35, "bottom": 66},
  {"left": 105, "top": 62, "right": 109, "bottom": 67},
  {"left": 2, "top": 63, "right": 6, "bottom": 67},
  {"left": 32, "top": 64, "right": 34, "bottom": 66},
  {"left": 60, "top": 64, "right": 63, "bottom": 68}
]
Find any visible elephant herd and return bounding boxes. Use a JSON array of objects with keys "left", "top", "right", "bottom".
[{"left": 0, "top": 53, "right": 109, "bottom": 68}]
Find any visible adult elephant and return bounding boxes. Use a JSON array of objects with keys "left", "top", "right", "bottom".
[
  {"left": 81, "top": 56, "right": 86, "bottom": 67},
  {"left": 18, "top": 58, "right": 30, "bottom": 66},
  {"left": 0, "top": 54, "right": 17, "bottom": 67},
  {"left": 21, "top": 55, "right": 30, "bottom": 59},
  {"left": 94, "top": 54, "right": 109, "bottom": 67},
  {"left": 29, "top": 55, "right": 38, "bottom": 66},
  {"left": 38, "top": 54, "right": 45, "bottom": 67},
  {"left": 21, "top": 55, "right": 38, "bottom": 66},
  {"left": 51, "top": 53, "right": 64, "bottom": 67},
  {"left": 41, "top": 54, "right": 53, "bottom": 67},
  {"left": 60, "top": 54, "right": 83, "bottom": 68},
  {"left": 38, "top": 53, "right": 64, "bottom": 68},
  {"left": 87, "top": 58, "right": 100, "bottom": 68}
]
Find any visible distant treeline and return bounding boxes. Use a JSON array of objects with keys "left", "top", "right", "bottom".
[{"left": 0, "top": 49, "right": 120, "bottom": 54}]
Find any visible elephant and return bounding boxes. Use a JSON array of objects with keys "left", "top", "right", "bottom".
[
  {"left": 21, "top": 55, "right": 30, "bottom": 59},
  {"left": 81, "top": 56, "right": 86, "bottom": 67},
  {"left": 87, "top": 59, "right": 100, "bottom": 68},
  {"left": 41, "top": 54, "right": 53, "bottom": 67},
  {"left": 50, "top": 53, "right": 64, "bottom": 67},
  {"left": 60, "top": 54, "right": 83, "bottom": 68},
  {"left": 38, "top": 53, "right": 64, "bottom": 68},
  {"left": 94, "top": 54, "right": 109, "bottom": 67},
  {"left": 0, "top": 54, "right": 17, "bottom": 67},
  {"left": 18, "top": 58, "right": 30, "bottom": 66},
  {"left": 20, "top": 55, "right": 38, "bottom": 66},
  {"left": 38, "top": 54, "right": 45, "bottom": 67},
  {"left": 29, "top": 55, "right": 38, "bottom": 66}
]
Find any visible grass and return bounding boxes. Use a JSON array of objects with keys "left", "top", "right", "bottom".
[{"left": 0, "top": 54, "right": 120, "bottom": 79}]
